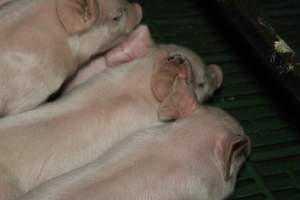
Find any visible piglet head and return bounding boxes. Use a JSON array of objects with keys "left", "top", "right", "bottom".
[
  {"left": 151, "top": 49, "right": 199, "bottom": 121},
  {"left": 177, "top": 107, "right": 251, "bottom": 198},
  {"left": 57, "top": 0, "right": 143, "bottom": 61},
  {"left": 159, "top": 45, "right": 223, "bottom": 103}
]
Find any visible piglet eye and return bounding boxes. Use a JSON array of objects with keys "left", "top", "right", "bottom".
[{"left": 113, "top": 8, "right": 125, "bottom": 21}]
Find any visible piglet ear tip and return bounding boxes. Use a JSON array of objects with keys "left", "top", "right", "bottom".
[
  {"left": 208, "top": 64, "right": 223, "bottom": 89},
  {"left": 135, "top": 24, "right": 154, "bottom": 46},
  {"left": 222, "top": 134, "right": 251, "bottom": 181},
  {"left": 143, "top": 26, "right": 152, "bottom": 38}
]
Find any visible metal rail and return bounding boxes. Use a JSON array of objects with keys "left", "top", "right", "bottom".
[{"left": 212, "top": 0, "right": 300, "bottom": 103}]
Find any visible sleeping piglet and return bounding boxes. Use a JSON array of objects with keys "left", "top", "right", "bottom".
[
  {"left": 0, "top": 0, "right": 142, "bottom": 116},
  {"left": 18, "top": 106, "right": 251, "bottom": 200},
  {"left": 0, "top": 26, "right": 222, "bottom": 199},
  {"left": 65, "top": 25, "right": 223, "bottom": 103}
]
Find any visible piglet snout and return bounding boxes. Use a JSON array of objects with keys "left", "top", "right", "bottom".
[
  {"left": 126, "top": 3, "right": 143, "bottom": 33},
  {"left": 105, "top": 25, "right": 153, "bottom": 67}
]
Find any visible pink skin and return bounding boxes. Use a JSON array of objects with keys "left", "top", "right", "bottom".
[
  {"left": 0, "top": 45, "right": 199, "bottom": 199},
  {"left": 19, "top": 106, "right": 251, "bottom": 200},
  {"left": 64, "top": 56, "right": 108, "bottom": 92},
  {"left": 0, "top": 0, "right": 11, "bottom": 6},
  {"left": 65, "top": 25, "right": 223, "bottom": 105},
  {"left": 0, "top": 0, "right": 142, "bottom": 116},
  {"left": 65, "top": 25, "right": 153, "bottom": 92},
  {"left": 105, "top": 24, "right": 154, "bottom": 67}
]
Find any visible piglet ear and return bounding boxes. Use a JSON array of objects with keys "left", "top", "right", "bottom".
[
  {"left": 152, "top": 49, "right": 192, "bottom": 102},
  {"left": 216, "top": 134, "right": 251, "bottom": 181},
  {"left": 56, "top": 0, "right": 99, "bottom": 34},
  {"left": 208, "top": 64, "right": 223, "bottom": 89},
  {"left": 151, "top": 50, "right": 198, "bottom": 121},
  {"left": 158, "top": 77, "right": 199, "bottom": 121}
]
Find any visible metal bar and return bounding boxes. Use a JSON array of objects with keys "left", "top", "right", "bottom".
[{"left": 211, "top": 0, "right": 300, "bottom": 104}]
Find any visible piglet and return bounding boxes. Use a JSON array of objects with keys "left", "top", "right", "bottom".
[
  {"left": 18, "top": 106, "right": 251, "bottom": 200},
  {"left": 0, "top": 0, "right": 142, "bottom": 116},
  {"left": 0, "top": 27, "right": 222, "bottom": 199},
  {"left": 65, "top": 25, "right": 223, "bottom": 104}
]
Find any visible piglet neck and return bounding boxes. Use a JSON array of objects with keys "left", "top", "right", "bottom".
[{"left": 128, "top": 57, "right": 157, "bottom": 100}]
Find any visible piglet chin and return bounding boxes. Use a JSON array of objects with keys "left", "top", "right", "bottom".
[{"left": 105, "top": 25, "right": 154, "bottom": 67}]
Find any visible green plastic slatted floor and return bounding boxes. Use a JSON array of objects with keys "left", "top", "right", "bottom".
[{"left": 138, "top": 0, "right": 300, "bottom": 199}]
